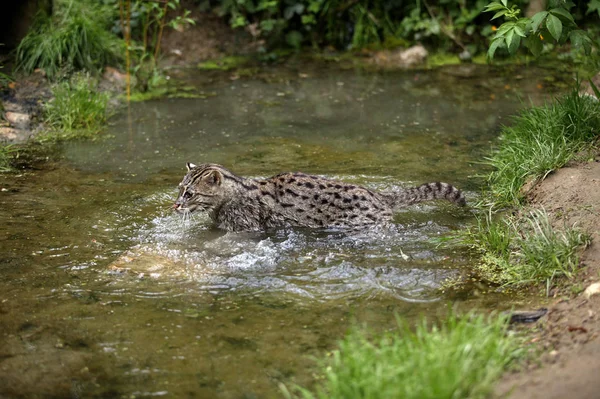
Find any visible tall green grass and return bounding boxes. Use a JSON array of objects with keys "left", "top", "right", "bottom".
[
  {"left": 486, "top": 90, "right": 600, "bottom": 208},
  {"left": 41, "top": 74, "right": 109, "bottom": 140},
  {"left": 455, "top": 209, "right": 590, "bottom": 287},
  {"left": 285, "top": 313, "right": 520, "bottom": 399},
  {"left": 16, "top": 0, "right": 122, "bottom": 79}
]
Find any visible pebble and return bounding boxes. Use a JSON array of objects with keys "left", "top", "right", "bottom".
[
  {"left": 4, "top": 111, "right": 31, "bottom": 129},
  {"left": 583, "top": 282, "right": 600, "bottom": 299}
]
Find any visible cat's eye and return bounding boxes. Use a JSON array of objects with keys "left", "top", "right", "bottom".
[{"left": 183, "top": 191, "right": 193, "bottom": 199}]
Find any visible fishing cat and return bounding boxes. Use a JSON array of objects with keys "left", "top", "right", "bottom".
[{"left": 174, "top": 163, "right": 466, "bottom": 231}]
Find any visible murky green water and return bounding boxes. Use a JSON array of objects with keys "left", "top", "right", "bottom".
[{"left": 1, "top": 63, "right": 557, "bottom": 398}]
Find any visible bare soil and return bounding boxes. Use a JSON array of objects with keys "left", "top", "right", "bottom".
[
  {"left": 495, "top": 155, "right": 600, "bottom": 398},
  {"left": 158, "top": 1, "right": 255, "bottom": 67}
]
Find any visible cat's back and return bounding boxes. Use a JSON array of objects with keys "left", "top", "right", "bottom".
[{"left": 263, "top": 172, "right": 392, "bottom": 227}]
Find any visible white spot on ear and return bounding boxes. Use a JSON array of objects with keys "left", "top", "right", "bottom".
[{"left": 186, "top": 162, "right": 197, "bottom": 171}]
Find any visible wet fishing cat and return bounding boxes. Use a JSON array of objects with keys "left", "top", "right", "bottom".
[{"left": 174, "top": 163, "right": 466, "bottom": 231}]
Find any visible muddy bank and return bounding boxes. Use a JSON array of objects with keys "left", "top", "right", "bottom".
[{"left": 496, "top": 155, "right": 600, "bottom": 398}]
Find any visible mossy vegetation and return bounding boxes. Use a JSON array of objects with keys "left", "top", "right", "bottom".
[
  {"left": 285, "top": 313, "right": 521, "bottom": 399},
  {"left": 128, "top": 86, "right": 216, "bottom": 102},
  {"left": 198, "top": 56, "right": 252, "bottom": 71}
]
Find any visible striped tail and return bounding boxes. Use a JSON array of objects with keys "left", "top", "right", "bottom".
[{"left": 386, "top": 182, "right": 466, "bottom": 208}]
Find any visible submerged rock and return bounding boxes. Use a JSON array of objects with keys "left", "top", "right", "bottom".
[
  {"left": 369, "top": 45, "right": 428, "bottom": 69},
  {"left": 507, "top": 308, "right": 548, "bottom": 324}
]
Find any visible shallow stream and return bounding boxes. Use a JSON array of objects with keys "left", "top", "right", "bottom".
[{"left": 0, "top": 62, "right": 558, "bottom": 398}]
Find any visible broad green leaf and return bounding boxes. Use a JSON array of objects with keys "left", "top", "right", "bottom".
[
  {"left": 491, "top": 10, "right": 507, "bottom": 20},
  {"left": 284, "top": 4, "right": 305, "bottom": 20},
  {"left": 569, "top": 30, "right": 593, "bottom": 55},
  {"left": 484, "top": 3, "right": 507, "bottom": 12},
  {"left": 301, "top": 14, "right": 316, "bottom": 25},
  {"left": 260, "top": 19, "right": 276, "bottom": 32},
  {"left": 588, "top": 0, "right": 600, "bottom": 17},
  {"left": 232, "top": 15, "right": 247, "bottom": 28},
  {"left": 549, "top": 7, "right": 575, "bottom": 24},
  {"left": 545, "top": 14, "right": 562, "bottom": 41},
  {"left": 501, "top": 0, "right": 508, "bottom": 7},
  {"left": 496, "top": 22, "right": 514, "bottom": 37},
  {"left": 530, "top": 11, "right": 548, "bottom": 32},
  {"left": 308, "top": 2, "right": 321, "bottom": 13},
  {"left": 506, "top": 29, "right": 521, "bottom": 54},
  {"left": 513, "top": 25, "right": 526, "bottom": 37},
  {"left": 488, "top": 37, "right": 504, "bottom": 59},
  {"left": 525, "top": 34, "right": 543, "bottom": 57}
]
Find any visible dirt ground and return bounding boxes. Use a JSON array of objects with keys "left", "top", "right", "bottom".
[
  {"left": 495, "top": 154, "right": 600, "bottom": 398},
  {"left": 158, "top": 1, "right": 255, "bottom": 67}
]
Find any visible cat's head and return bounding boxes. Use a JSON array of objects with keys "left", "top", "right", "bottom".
[{"left": 173, "top": 163, "right": 236, "bottom": 215}]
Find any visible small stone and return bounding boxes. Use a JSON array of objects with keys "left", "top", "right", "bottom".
[
  {"left": 0, "top": 126, "right": 30, "bottom": 143},
  {"left": 4, "top": 112, "right": 31, "bottom": 129},
  {"left": 103, "top": 66, "right": 127, "bottom": 87},
  {"left": 459, "top": 49, "right": 472, "bottom": 62},
  {"left": 398, "top": 45, "right": 428, "bottom": 67},
  {"left": 583, "top": 282, "right": 600, "bottom": 299}
]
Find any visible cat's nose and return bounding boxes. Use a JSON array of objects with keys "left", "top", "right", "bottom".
[{"left": 173, "top": 202, "right": 180, "bottom": 209}]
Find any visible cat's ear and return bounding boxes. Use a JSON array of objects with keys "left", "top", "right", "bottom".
[
  {"left": 186, "top": 162, "right": 197, "bottom": 171},
  {"left": 206, "top": 170, "right": 222, "bottom": 186}
]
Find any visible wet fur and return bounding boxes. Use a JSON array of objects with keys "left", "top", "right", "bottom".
[{"left": 174, "top": 163, "right": 466, "bottom": 231}]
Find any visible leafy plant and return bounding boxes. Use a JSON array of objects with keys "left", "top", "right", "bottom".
[
  {"left": 118, "top": 0, "right": 195, "bottom": 94},
  {"left": 485, "top": 0, "right": 595, "bottom": 59},
  {"left": 285, "top": 312, "right": 521, "bottom": 399},
  {"left": 42, "top": 73, "right": 110, "bottom": 139},
  {"left": 209, "top": 0, "right": 545, "bottom": 52},
  {"left": 126, "top": 0, "right": 195, "bottom": 62},
  {"left": 16, "top": 0, "right": 123, "bottom": 79}
]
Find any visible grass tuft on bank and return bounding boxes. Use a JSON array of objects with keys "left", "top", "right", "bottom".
[
  {"left": 285, "top": 313, "right": 521, "bottom": 399},
  {"left": 453, "top": 209, "right": 590, "bottom": 288},
  {"left": 40, "top": 74, "right": 110, "bottom": 141},
  {"left": 484, "top": 90, "right": 600, "bottom": 208},
  {"left": 0, "top": 145, "right": 17, "bottom": 172}
]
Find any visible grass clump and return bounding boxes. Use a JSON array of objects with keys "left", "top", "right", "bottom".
[
  {"left": 286, "top": 313, "right": 520, "bottom": 399},
  {"left": 486, "top": 90, "right": 600, "bottom": 208},
  {"left": 0, "top": 145, "right": 17, "bottom": 172},
  {"left": 41, "top": 74, "right": 110, "bottom": 140},
  {"left": 455, "top": 209, "right": 590, "bottom": 288},
  {"left": 16, "top": 0, "right": 122, "bottom": 80}
]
